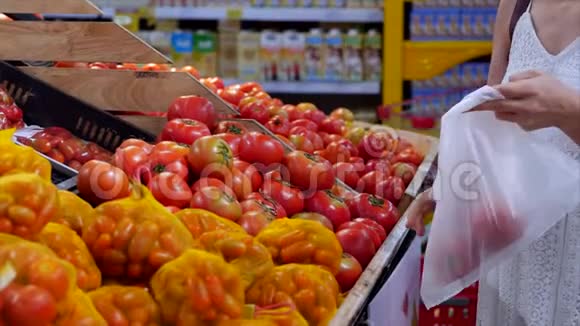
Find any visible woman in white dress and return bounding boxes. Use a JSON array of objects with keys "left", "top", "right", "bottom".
[{"left": 406, "top": 0, "right": 580, "bottom": 324}]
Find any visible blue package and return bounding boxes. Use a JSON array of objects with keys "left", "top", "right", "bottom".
[
  {"left": 171, "top": 31, "right": 194, "bottom": 54},
  {"left": 410, "top": 10, "right": 424, "bottom": 41},
  {"left": 423, "top": 9, "right": 438, "bottom": 41},
  {"left": 460, "top": 8, "right": 473, "bottom": 40},
  {"left": 472, "top": 8, "right": 487, "bottom": 40}
]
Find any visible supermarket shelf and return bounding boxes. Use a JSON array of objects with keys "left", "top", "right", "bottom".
[
  {"left": 224, "top": 80, "right": 381, "bottom": 95},
  {"left": 154, "top": 7, "right": 384, "bottom": 22},
  {"left": 403, "top": 41, "right": 492, "bottom": 81},
  {"left": 43, "top": 7, "right": 115, "bottom": 19}
]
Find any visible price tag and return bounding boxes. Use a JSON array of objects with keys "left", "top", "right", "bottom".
[{"left": 226, "top": 7, "right": 243, "bottom": 20}]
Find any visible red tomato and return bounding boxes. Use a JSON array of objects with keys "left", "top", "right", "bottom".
[
  {"left": 167, "top": 96, "right": 216, "bottom": 128},
  {"left": 357, "top": 132, "right": 394, "bottom": 161},
  {"left": 215, "top": 133, "right": 242, "bottom": 157},
  {"left": 47, "top": 149, "right": 65, "bottom": 163},
  {"left": 304, "top": 190, "right": 351, "bottom": 229},
  {"left": 238, "top": 81, "right": 263, "bottom": 93},
  {"left": 149, "top": 149, "right": 189, "bottom": 181},
  {"left": 30, "top": 137, "right": 52, "bottom": 154},
  {"left": 188, "top": 135, "right": 234, "bottom": 176},
  {"left": 322, "top": 141, "right": 352, "bottom": 164},
  {"left": 233, "top": 160, "right": 263, "bottom": 192},
  {"left": 54, "top": 61, "right": 89, "bottom": 68},
  {"left": 394, "top": 138, "right": 414, "bottom": 154},
  {"left": 337, "top": 220, "right": 381, "bottom": 249},
  {"left": 365, "top": 159, "right": 392, "bottom": 175},
  {"left": 391, "top": 162, "right": 417, "bottom": 186},
  {"left": 261, "top": 179, "right": 304, "bottom": 217},
  {"left": 290, "top": 119, "right": 318, "bottom": 132},
  {"left": 238, "top": 96, "right": 259, "bottom": 109},
  {"left": 290, "top": 212, "right": 334, "bottom": 231},
  {"left": 289, "top": 134, "right": 314, "bottom": 153},
  {"left": 320, "top": 117, "right": 346, "bottom": 135},
  {"left": 165, "top": 206, "right": 180, "bottom": 213},
  {"left": 205, "top": 77, "right": 225, "bottom": 90},
  {"left": 241, "top": 192, "right": 287, "bottom": 219},
  {"left": 159, "top": 118, "right": 210, "bottom": 145},
  {"left": 191, "top": 177, "right": 235, "bottom": 198},
  {"left": 252, "top": 91, "right": 271, "bottom": 100},
  {"left": 349, "top": 218, "right": 387, "bottom": 243},
  {"left": 213, "top": 168, "right": 252, "bottom": 200},
  {"left": 218, "top": 87, "right": 245, "bottom": 106},
  {"left": 296, "top": 102, "right": 317, "bottom": 112},
  {"left": 119, "top": 63, "right": 138, "bottom": 70},
  {"left": 333, "top": 162, "right": 363, "bottom": 189},
  {"left": 265, "top": 116, "right": 290, "bottom": 137},
  {"left": 239, "top": 132, "right": 285, "bottom": 166},
  {"left": 214, "top": 121, "right": 248, "bottom": 135},
  {"left": 393, "top": 148, "right": 424, "bottom": 166},
  {"left": 284, "top": 105, "right": 304, "bottom": 121},
  {"left": 336, "top": 227, "right": 377, "bottom": 268},
  {"left": 112, "top": 145, "right": 150, "bottom": 180},
  {"left": 88, "top": 62, "right": 109, "bottom": 70},
  {"left": 330, "top": 107, "right": 355, "bottom": 122},
  {"left": 322, "top": 133, "right": 343, "bottom": 147},
  {"left": 0, "top": 104, "right": 23, "bottom": 122},
  {"left": 4, "top": 284, "right": 58, "bottom": 326},
  {"left": 118, "top": 138, "right": 154, "bottom": 153},
  {"left": 335, "top": 253, "right": 363, "bottom": 292},
  {"left": 77, "top": 160, "right": 130, "bottom": 205},
  {"left": 190, "top": 186, "right": 242, "bottom": 221},
  {"left": 356, "top": 171, "right": 388, "bottom": 194},
  {"left": 375, "top": 176, "right": 406, "bottom": 206},
  {"left": 148, "top": 172, "right": 192, "bottom": 208},
  {"left": 57, "top": 138, "right": 84, "bottom": 162},
  {"left": 238, "top": 210, "right": 275, "bottom": 236},
  {"left": 347, "top": 193, "right": 400, "bottom": 234},
  {"left": 303, "top": 109, "right": 326, "bottom": 126},
  {"left": 283, "top": 151, "right": 335, "bottom": 192},
  {"left": 276, "top": 134, "right": 295, "bottom": 150},
  {"left": 179, "top": 65, "right": 201, "bottom": 78},
  {"left": 153, "top": 141, "right": 189, "bottom": 154},
  {"left": 239, "top": 101, "right": 270, "bottom": 124}
]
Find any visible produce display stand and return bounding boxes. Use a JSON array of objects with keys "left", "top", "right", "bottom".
[{"left": 0, "top": 2, "right": 440, "bottom": 324}]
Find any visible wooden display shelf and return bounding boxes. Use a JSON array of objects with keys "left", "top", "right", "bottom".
[
  {"left": 0, "top": 21, "right": 170, "bottom": 63},
  {"left": 0, "top": 0, "right": 101, "bottom": 14},
  {"left": 21, "top": 67, "right": 238, "bottom": 116}
]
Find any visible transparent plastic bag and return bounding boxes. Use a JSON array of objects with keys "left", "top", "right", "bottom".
[
  {"left": 198, "top": 230, "right": 274, "bottom": 290},
  {"left": 246, "top": 264, "right": 340, "bottom": 326},
  {"left": 0, "top": 128, "right": 52, "bottom": 180},
  {"left": 422, "top": 86, "right": 580, "bottom": 308},
  {"left": 83, "top": 185, "right": 195, "bottom": 281},
  {"left": 59, "top": 289, "right": 107, "bottom": 326},
  {"left": 256, "top": 219, "right": 342, "bottom": 275},
  {"left": 37, "top": 222, "right": 102, "bottom": 291},
  {"left": 53, "top": 190, "right": 96, "bottom": 236},
  {"left": 151, "top": 249, "right": 245, "bottom": 325},
  {"left": 88, "top": 285, "right": 161, "bottom": 326}
]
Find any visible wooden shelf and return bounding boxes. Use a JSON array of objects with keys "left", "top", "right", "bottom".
[{"left": 0, "top": 0, "right": 101, "bottom": 14}]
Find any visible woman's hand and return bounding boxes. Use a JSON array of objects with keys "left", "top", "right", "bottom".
[
  {"left": 405, "top": 188, "right": 435, "bottom": 236},
  {"left": 473, "top": 71, "right": 580, "bottom": 143}
]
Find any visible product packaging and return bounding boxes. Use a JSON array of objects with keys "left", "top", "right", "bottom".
[
  {"left": 305, "top": 28, "right": 326, "bottom": 81},
  {"left": 281, "top": 30, "right": 306, "bottom": 81},
  {"left": 329, "top": 0, "right": 346, "bottom": 7},
  {"left": 325, "top": 28, "right": 345, "bottom": 81},
  {"left": 260, "top": 30, "right": 283, "bottom": 81},
  {"left": 237, "top": 31, "right": 261, "bottom": 81},
  {"left": 343, "top": 29, "right": 364, "bottom": 81},
  {"left": 314, "top": 0, "right": 329, "bottom": 6},
  {"left": 265, "top": 0, "right": 281, "bottom": 6},
  {"left": 422, "top": 85, "right": 580, "bottom": 308},
  {"left": 298, "top": 0, "right": 314, "bottom": 7},
  {"left": 363, "top": 29, "right": 382, "bottom": 81},
  {"left": 218, "top": 21, "right": 240, "bottom": 78},
  {"left": 346, "top": 0, "right": 362, "bottom": 7},
  {"left": 171, "top": 30, "right": 195, "bottom": 66},
  {"left": 461, "top": 8, "right": 473, "bottom": 40},
  {"left": 192, "top": 30, "right": 217, "bottom": 77}
]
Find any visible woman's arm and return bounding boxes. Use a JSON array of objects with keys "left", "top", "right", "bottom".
[{"left": 487, "top": 0, "right": 519, "bottom": 85}]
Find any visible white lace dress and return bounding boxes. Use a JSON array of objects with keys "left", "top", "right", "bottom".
[{"left": 476, "top": 5, "right": 580, "bottom": 326}]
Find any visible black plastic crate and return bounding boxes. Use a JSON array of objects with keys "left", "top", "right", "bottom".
[{"left": 0, "top": 61, "right": 156, "bottom": 182}]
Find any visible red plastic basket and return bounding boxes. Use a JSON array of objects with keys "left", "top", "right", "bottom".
[{"left": 419, "top": 257, "right": 478, "bottom": 326}]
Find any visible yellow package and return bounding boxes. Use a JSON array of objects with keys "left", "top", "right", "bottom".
[
  {"left": 88, "top": 286, "right": 161, "bottom": 326},
  {"left": 199, "top": 230, "right": 274, "bottom": 289},
  {"left": 0, "top": 128, "right": 52, "bottom": 180},
  {"left": 256, "top": 219, "right": 342, "bottom": 274},
  {"left": 0, "top": 173, "right": 59, "bottom": 239},
  {"left": 37, "top": 222, "right": 101, "bottom": 291},
  {"left": 247, "top": 264, "right": 340, "bottom": 326},
  {"left": 151, "top": 249, "right": 245, "bottom": 325},
  {"left": 0, "top": 234, "right": 79, "bottom": 324},
  {"left": 53, "top": 190, "right": 96, "bottom": 236},
  {"left": 83, "top": 185, "right": 195, "bottom": 281},
  {"left": 176, "top": 208, "right": 246, "bottom": 239},
  {"left": 58, "top": 289, "right": 107, "bottom": 326}
]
